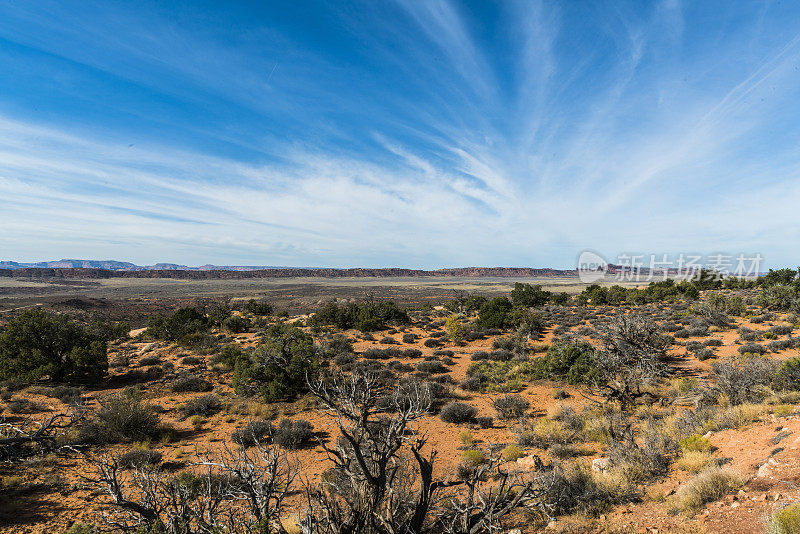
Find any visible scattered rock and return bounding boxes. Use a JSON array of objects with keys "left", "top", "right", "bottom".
[
  {"left": 592, "top": 457, "right": 613, "bottom": 473},
  {"left": 771, "top": 431, "right": 792, "bottom": 445}
]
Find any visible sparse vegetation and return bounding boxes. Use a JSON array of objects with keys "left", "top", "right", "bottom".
[{"left": 4, "top": 272, "right": 800, "bottom": 532}]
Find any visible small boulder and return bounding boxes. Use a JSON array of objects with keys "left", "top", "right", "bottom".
[{"left": 757, "top": 463, "right": 772, "bottom": 478}]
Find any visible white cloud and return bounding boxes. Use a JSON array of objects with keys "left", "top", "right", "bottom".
[{"left": 3, "top": 1, "right": 800, "bottom": 268}]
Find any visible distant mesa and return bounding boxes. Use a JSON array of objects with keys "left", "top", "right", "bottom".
[
  {"left": 0, "top": 259, "right": 579, "bottom": 279},
  {"left": 0, "top": 259, "right": 287, "bottom": 272}
]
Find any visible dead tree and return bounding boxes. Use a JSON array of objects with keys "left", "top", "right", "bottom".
[
  {"left": 304, "top": 372, "right": 553, "bottom": 534},
  {"left": 196, "top": 441, "right": 297, "bottom": 529},
  {"left": 85, "top": 441, "right": 296, "bottom": 533},
  {"left": 440, "top": 451, "right": 552, "bottom": 534},
  {"left": 0, "top": 404, "right": 86, "bottom": 460}
]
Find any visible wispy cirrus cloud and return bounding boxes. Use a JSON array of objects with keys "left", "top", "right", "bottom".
[{"left": 2, "top": 1, "right": 800, "bottom": 268}]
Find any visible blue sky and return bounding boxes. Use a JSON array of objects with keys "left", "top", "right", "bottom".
[{"left": 2, "top": 1, "right": 800, "bottom": 269}]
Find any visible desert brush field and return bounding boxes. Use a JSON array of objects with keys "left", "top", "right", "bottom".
[{"left": 3, "top": 272, "right": 800, "bottom": 534}]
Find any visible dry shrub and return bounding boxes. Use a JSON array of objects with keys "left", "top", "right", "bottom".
[
  {"left": 439, "top": 401, "right": 477, "bottom": 424},
  {"left": 139, "top": 355, "right": 161, "bottom": 366},
  {"left": 273, "top": 419, "right": 314, "bottom": 450},
  {"left": 607, "top": 433, "right": 675, "bottom": 484},
  {"left": 118, "top": 447, "right": 163, "bottom": 469},
  {"left": 545, "top": 462, "right": 632, "bottom": 516},
  {"left": 711, "top": 355, "right": 777, "bottom": 405},
  {"left": 6, "top": 398, "right": 42, "bottom": 414},
  {"left": 231, "top": 420, "right": 273, "bottom": 447},
  {"left": 493, "top": 394, "right": 530, "bottom": 420},
  {"left": 180, "top": 394, "right": 221, "bottom": 419},
  {"left": 80, "top": 392, "right": 173, "bottom": 444},
  {"left": 548, "top": 404, "right": 585, "bottom": 432},
  {"left": 474, "top": 415, "right": 494, "bottom": 429},
  {"left": 171, "top": 374, "right": 212, "bottom": 393},
  {"left": 65, "top": 524, "right": 99, "bottom": 534}
]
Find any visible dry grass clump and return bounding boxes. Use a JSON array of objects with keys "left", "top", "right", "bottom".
[
  {"left": 677, "top": 451, "right": 713, "bottom": 473},
  {"left": 548, "top": 404, "right": 585, "bottom": 432},
  {"left": 679, "top": 434, "right": 713, "bottom": 453},
  {"left": 703, "top": 403, "right": 767, "bottom": 431},
  {"left": 768, "top": 501, "right": 800, "bottom": 534},
  {"left": 580, "top": 405, "right": 621, "bottom": 443},
  {"left": 548, "top": 443, "right": 594, "bottom": 459},
  {"left": 459, "top": 430, "right": 474, "bottom": 448},
  {"left": 280, "top": 515, "right": 302, "bottom": 534},
  {"left": 677, "top": 466, "right": 742, "bottom": 512},
  {"left": 501, "top": 444, "right": 524, "bottom": 462},
  {"left": 518, "top": 418, "right": 572, "bottom": 448},
  {"left": 773, "top": 404, "right": 795, "bottom": 417},
  {"left": 461, "top": 448, "right": 486, "bottom": 466}
]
